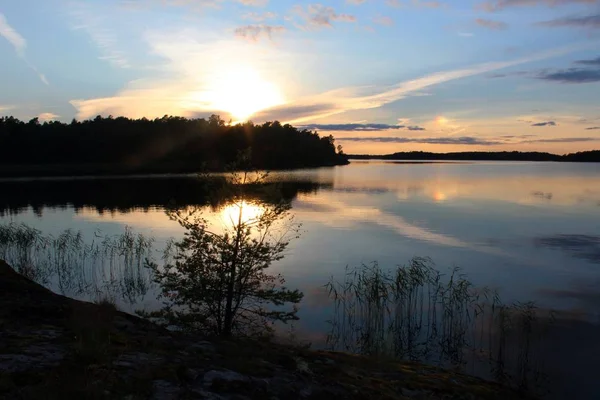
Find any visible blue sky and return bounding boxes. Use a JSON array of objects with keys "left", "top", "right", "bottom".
[{"left": 1, "top": 0, "right": 600, "bottom": 153}]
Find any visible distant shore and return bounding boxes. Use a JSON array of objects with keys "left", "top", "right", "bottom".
[{"left": 347, "top": 150, "right": 600, "bottom": 162}]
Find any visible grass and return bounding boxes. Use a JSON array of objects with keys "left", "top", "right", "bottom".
[
  {"left": 325, "top": 257, "right": 553, "bottom": 395},
  {"left": 0, "top": 223, "right": 155, "bottom": 305}
]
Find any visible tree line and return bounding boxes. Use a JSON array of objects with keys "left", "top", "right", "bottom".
[
  {"left": 0, "top": 115, "right": 348, "bottom": 176},
  {"left": 349, "top": 150, "right": 600, "bottom": 162}
]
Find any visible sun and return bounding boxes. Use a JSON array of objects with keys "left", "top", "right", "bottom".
[
  {"left": 435, "top": 116, "right": 449, "bottom": 126},
  {"left": 186, "top": 65, "right": 284, "bottom": 122}
]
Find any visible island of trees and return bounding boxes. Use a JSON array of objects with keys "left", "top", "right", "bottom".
[
  {"left": 349, "top": 150, "right": 600, "bottom": 162},
  {"left": 0, "top": 115, "right": 348, "bottom": 177}
]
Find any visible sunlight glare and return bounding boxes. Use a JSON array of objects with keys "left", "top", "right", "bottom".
[
  {"left": 220, "top": 201, "right": 265, "bottom": 227},
  {"left": 187, "top": 65, "right": 284, "bottom": 121}
]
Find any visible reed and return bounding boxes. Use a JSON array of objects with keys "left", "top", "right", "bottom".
[
  {"left": 0, "top": 223, "right": 155, "bottom": 304},
  {"left": 325, "top": 257, "right": 552, "bottom": 394}
]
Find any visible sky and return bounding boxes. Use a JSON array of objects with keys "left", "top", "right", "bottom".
[{"left": 1, "top": 0, "right": 600, "bottom": 154}]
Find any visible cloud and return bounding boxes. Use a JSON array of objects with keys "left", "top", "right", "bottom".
[
  {"left": 386, "top": 0, "right": 402, "bottom": 6},
  {"left": 70, "top": 30, "right": 291, "bottom": 120},
  {"left": 531, "top": 121, "right": 557, "bottom": 126},
  {"left": 523, "top": 137, "right": 596, "bottom": 143},
  {"left": 537, "top": 14, "right": 600, "bottom": 29},
  {"left": 292, "top": 4, "right": 356, "bottom": 30},
  {"left": 347, "top": 0, "right": 367, "bottom": 4},
  {"left": 71, "top": 32, "right": 592, "bottom": 125},
  {"left": 0, "top": 105, "right": 14, "bottom": 114},
  {"left": 339, "top": 135, "right": 598, "bottom": 145},
  {"left": 537, "top": 68, "right": 600, "bottom": 83},
  {"left": 0, "top": 13, "right": 26, "bottom": 56},
  {"left": 37, "top": 112, "right": 60, "bottom": 122},
  {"left": 234, "top": 25, "right": 285, "bottom": 41},
  {"left": 254, "top": 43, "right": 589, "bottom": 123},
  {"left": 237, "top": 0, "right": 269, "bottom": 6},
  {"left": 575, "top": 56, "right": 600, "bottom": 65},
  {"left": 373, "top": 16, "right": 394, "bottom": 26},
  {"left": 413, "top": 0, "right": 444, "bottom": 8},
  {"left": 339, "top": 136, "right": 502, "bottom": 145},
  {"left": 475, "top": 18, "right": 508, "bottom": 30},
  {"left": 242, "top": 11, "right": 277, "bottom": 21},
  {"left": 297, "top": 123, "right": 425, "bottom": 131},
  {"left": 479, "top": 0, "right": 598, "bottom": 12},
  {"left": 69, "top": 3, "right": 130, "bottom": 68},
  {"left": 586, "top": 126, "right": 600, "bottom": 130},
  {"left": 0, "top": 13, "right": 48, "bottom": 85},
  {"left": 487, "top": 70, "right": 529, "bottom": 78}
]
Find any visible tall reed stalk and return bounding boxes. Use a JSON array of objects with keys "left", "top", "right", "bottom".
[
  {"left": 0, "top": 223, "right": 155, "bottom": 304},
  {"left": 325, "top": 257, "right": 552, "bottom": 394}
]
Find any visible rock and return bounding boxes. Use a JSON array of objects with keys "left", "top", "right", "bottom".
[
  {"left": 203, "top": 369, "right": 250, "bottom": 388},
  {"left": 184, "top": 367, "right": 201, "bottom": 381},
  {"left": 294, "top": 357, "right": 312, "bottom": 375},
  {"left": 299, "top": 386, "right": 313, "bottom": 398},
  {"left": 152, "top": 380, "right": 180, "bottom": 400},
  {"left": 189, "top": 340, "right": 216, "bottom": 354}
]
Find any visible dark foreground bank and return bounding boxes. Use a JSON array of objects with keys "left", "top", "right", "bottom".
[{"left": 0, "top": 260, "right": 529, "bottom": 400}]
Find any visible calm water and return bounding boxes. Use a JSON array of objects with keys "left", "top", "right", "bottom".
[{"left": 2, "top": 160, "right": 600, "bottom": 397}]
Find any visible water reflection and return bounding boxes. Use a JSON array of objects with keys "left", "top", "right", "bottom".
[
  {"left": 1, "top": 161, "right": 600, "bottom": 398},
  {"left": 0, "top": 176, "right": 329, "bottom": 216}
]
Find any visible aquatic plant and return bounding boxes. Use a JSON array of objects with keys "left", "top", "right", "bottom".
[
  {"left": 325, "top": 257, "right": 553, "bottom": 393},
  {"left": 0, "top": 223, "right": 155, "bottom": 304}
]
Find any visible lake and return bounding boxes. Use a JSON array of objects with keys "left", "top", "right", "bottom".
[{"left": 1, "top": 160, "right": 600, "bottom": 398}]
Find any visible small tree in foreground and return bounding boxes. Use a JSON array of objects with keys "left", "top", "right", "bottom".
[{"left": 144, "top": 155, "right": 303, "bottom": 337}]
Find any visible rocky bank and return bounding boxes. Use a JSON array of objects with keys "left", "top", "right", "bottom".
[{"left": 0, "top": 260, "right": 530, "bottom": 400}]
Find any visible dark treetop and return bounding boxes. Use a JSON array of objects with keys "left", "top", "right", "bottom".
[
  {"left": 0, "top": 115, "right": 348, "bottom": 177},
  {"left": 348, "top": 150, "right": 600, "bottom": 162}
]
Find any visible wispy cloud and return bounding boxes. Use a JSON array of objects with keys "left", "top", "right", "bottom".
[
  {"left": 234, "top": 25, "right": 285, "bottom": 41},
  {"left": 69, "top": 3, "right": 130, "bottom": 68},
  {"left": 479, "top": 0, "right": 598, "bottom": 12},
  {"left": 255, "top": 43, "right": 590, "bottom": 123},
  {"left": 531, "top": 121, "right": 557, "bottom": 126},
  {"left": 475, "top": 18, "right": 508, "bottom": 30},
  {"left": 339, "top": 135, "right": 597, "bottom": 145},
  {"left": 0, "top": 13, "right": 26, "bottom": 56},
  {"left": 575, "top": 56, "right": 600, "bottom": 65},
  {"left": 385, "top": 0, "right": 401, "bottom": 6},
  {"left": 347, "top": 0, "right": 367, "bottom": 4},
  {"left": 0, "top": 105, "right": 15, "bottom": 114},
  {"left": 537, "top": 14, "right": 600, "bottom": 29},
  {"left": 523, "top": 137, "right": 596, "bottom": 143},
  {"left": 242, "top": 11, "right": 277, "bottom": 21},
  {"left": 340, "top": 136, "right": 502, "bottom": 145},
  {"left": 237, "top": 0, "right": 269, "bottom": 6},
  {"left": 373, "top": 16, "right": 394, "bottom": 26},
  {"left": 487, "top": 70, "right": 529, "bottom": 78},
  {"left": 0, "top": 13, "right": 48, "bottom": 85},
  {"left": 413, "top": 0, "right": 445, "bottom": 8},
  {"left": 291, "top": 4, "right": 356, "bottom": 30},
  {"left": 70, "top": 29, "right": 291, "bottom": 120},
  {"left": 298, "top": 123, "right": 425, "bottom": 131},
  {"left": 537, "top": 68, "right": 600, "bottom": 83},
  {"left": 38, "top": 112, "right": 60, "bottom": 122}
]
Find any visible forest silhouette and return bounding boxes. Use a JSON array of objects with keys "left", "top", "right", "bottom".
[
  {"left": 0, "top": 115, "right": 348, "bottom": 176},
  {"left": 349, "top": 150, "right": 600, "bottom": 162}
]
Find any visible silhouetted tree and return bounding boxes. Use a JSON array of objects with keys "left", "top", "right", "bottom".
[
  {"left": 142, "top": 153, "right": 303, "bottom": 337},
  {"left": 0, "top": 115, "right": 348, "bottom": 176}
]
